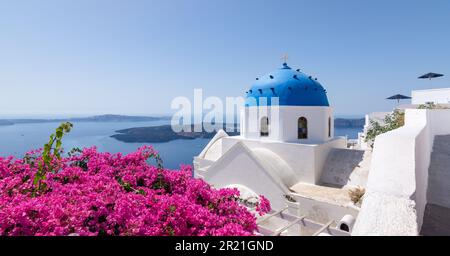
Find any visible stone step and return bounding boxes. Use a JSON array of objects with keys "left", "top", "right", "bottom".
[
  {"left": 432, "top": 135, "right": 450, "bottom": 154},
  {"left": 426, "top": 135, "right": 450, "bottom": 208},
  {"left": 422, "top": 135, "right": 450, "bottom": 235},
  {"left": 421, "top": 204, "right": 450, "bottom": 236}
]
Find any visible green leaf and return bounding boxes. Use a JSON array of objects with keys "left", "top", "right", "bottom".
[
  {"left": 33, "top": 122, "right": 74, "bottom": 193},
  {"left": 55, "top": 140, "right": 62, "bottom": 150},
  {"left": 56, "top": 130, "right": 63, "bottom": 138}
]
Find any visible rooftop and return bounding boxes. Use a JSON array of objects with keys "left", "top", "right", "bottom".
[{"left": 245, "top": 63, "right": 330, "bottom": 107}]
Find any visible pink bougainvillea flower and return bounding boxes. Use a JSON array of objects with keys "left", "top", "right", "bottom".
[{"left": 0, "top": 146, "right": 270, "bottom": 236}]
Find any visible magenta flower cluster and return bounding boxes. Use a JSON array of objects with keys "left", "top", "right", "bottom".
[
  {"left": 255, "top": 195, "right": 271, "bottom": 216},
  {"left": 0, "top": 146, "right": 270, "bottom": 236}
]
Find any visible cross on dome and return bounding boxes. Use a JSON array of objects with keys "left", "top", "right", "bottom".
[{"left": 281, "top": 53, "right": 289, "bottom": 63}]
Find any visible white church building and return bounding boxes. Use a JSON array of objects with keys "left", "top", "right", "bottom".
[
  {"left": 195, "top": 63, "right": 450, "bottom": 236},
  {"left": 194, "top": 63, "right": 450, "bottom": 236},
  {"left": 194, "top": 63, "right": 368, "bottom": 235}
]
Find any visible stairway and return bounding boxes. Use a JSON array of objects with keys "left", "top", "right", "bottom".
[{"left": 421, "top": 135, "right": 450, "bottom": 235}]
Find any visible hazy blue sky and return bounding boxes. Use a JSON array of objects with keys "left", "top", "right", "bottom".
[{"left": 1, "top": 0, "right": 449, "bottom": 117}]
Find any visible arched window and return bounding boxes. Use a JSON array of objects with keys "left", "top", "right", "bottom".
[
  {"left": 260, "top": 116, "right": 269, "bottom": 137},
  {"left": 298, "top": 117, "right": 307, "bottom": 139},
  {"left": 328, "top": 117, "right": 332, "bottom": 137}
]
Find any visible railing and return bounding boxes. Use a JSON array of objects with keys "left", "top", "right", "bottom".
[
  {"left": 272, "top": 215, "right": 306, "bottom": 236},
  {"left": 312, "top": 220, "right": 334, "bottom": 236},
  {"left": 256, "top": 206, "right": 350, "bottom": 236}
]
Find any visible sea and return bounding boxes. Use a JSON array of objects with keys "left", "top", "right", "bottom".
[{"left": 0, "top": 121, "right": 362, "bottom": 169}]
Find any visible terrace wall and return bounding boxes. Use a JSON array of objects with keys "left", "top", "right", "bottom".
[{"left": 352, "top": 109, "right": 450, "bottom": 235}]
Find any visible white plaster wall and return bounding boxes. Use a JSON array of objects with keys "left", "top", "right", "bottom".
[
  {"left": 404, "top": 109, "right": 450, "bottom": 227},
  {"left": 203, "top": 139, "right": 223, "bottom": 161},
  {"left": 222, "top": 137, "right": 317, "bottom": 183},
  {"left": 353, "top": 110, "right": 427, "bottom": 235},
  {"left": 320, "top": 148, "right": 370, "bottom": 188},
  {"left": 278, "top": 106, "right": 333, "bottom": 144},
  {"left": 314, "top": 139, "right": 347, "bottom": 183},
  {"left": 242, "top": 106, "right": 333, "bottom": 144},
  {"left": 198, "top": 129, "right": 228, "bottom": 160},
  {"left": 428, "top": 110, "right": 450, "bottom": 135},
  {"left": 352, "top": 191, "right": 419, "bottom": 236},
  {"left": 412, "top": 88, "right": 450, "bottom": 105},
  {"left": 406, "top": 110, "right": 431, "bottom": 230},
  {"left": 251, "top": 148, "right": 299, "bottom": 188},
  {"left": 422, "top": 110, "right": 450, "bottom": 210},
  {"left": 364, "top": 126, "right": 422, "bottom": 197},
  {"left": 204, "top": 143, "right": 289, "bottom": 210},
  {"left": 220, "top": 136, "right": 345, "bottom": 184},
  {"left": 353, "top": 108, "right": 450, "bottom": 235},
  {"left": 291, "top": 194, "right": 359, "bottom": 224}
]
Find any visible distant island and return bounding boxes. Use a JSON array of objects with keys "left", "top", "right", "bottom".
[
  {"left": 112, "top": 124, "right": 240, "bottom": 143},
  {"left": 0, "top": 114, "right": 171, "bottom": 126},
  {"left": 0, "top": 120, "right": 14, "bottom": 126},
  {"left": 1, "top": 115, "right": 364, "bottom": 142},
  {"left": 112, "top": 118, "right": 364, "bottom": 143}
]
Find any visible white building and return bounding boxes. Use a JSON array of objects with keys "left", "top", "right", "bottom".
[
  {"left": 357, "top": 112, "right": 391, "bottom": 150},
  {"left": 352, "top": 88, "right": 450, "bottom": 236},
  {"left": 195, "top": 63, "right": 450, "bottom": 236},
  {"left": 194, "top": 63, "right": 370, "bottom": 235},
  {"left": 412, "top": 87, "right": 450, "bottom": 105}
]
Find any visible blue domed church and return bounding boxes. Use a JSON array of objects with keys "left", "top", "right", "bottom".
[
  {"left": 194, "top": 63, "right": 352, "bottom": 233},
  {"left": 241, "top": 62, "right": 333, "bottom": 144}
]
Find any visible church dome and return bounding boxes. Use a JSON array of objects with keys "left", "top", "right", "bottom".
[{"left": 245, "top": 63, "right": 330, "bottom": 107}]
